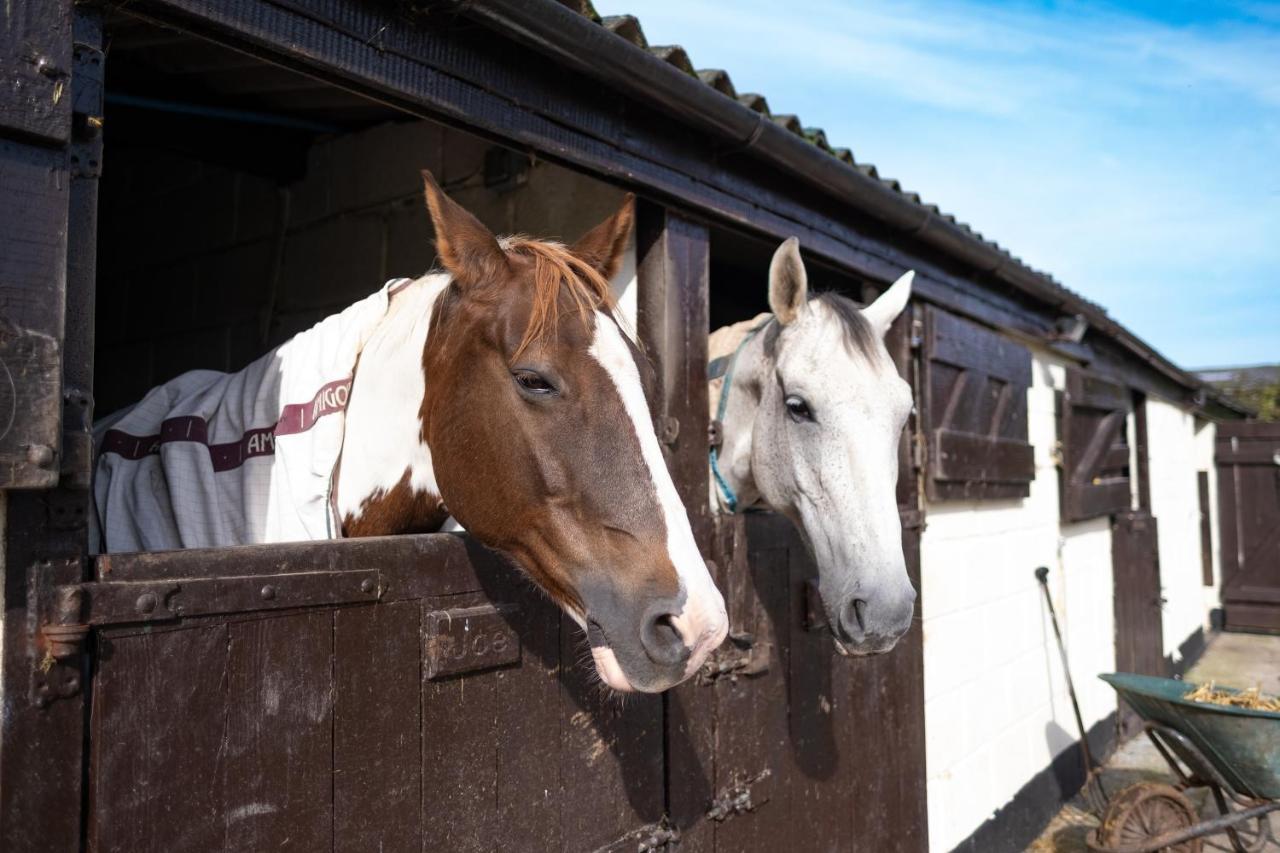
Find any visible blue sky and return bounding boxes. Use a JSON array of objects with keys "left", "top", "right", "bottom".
[{"left": 596, "top": 0, "right": 1280, "bottom": 368}]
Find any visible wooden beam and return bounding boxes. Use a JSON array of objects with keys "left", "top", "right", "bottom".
[{"left": 636, "top": 202, "right": 712, "bottom": 552}]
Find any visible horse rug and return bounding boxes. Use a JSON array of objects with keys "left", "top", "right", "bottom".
[{"left": 90, "top": 279, "right": 411, "bottom": 553}]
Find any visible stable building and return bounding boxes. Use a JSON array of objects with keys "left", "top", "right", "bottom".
[{"left": 0, "top": 2, "right": 1263, "bottom": 852}]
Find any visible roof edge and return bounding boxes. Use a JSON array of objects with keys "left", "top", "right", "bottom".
[{"left": 455, "top": 0, "right": 1250, "bottom": 418}]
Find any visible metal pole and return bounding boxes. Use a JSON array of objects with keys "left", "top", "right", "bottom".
[{"left": 1035, "top": 566, "right": 1097, "bottom": 774}]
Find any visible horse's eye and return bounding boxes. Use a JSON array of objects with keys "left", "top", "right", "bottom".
[
  {"left": 785, "top": 394, "right": 814, "bottom": 423},
  {"left": 513, "top": 370, "right": 556, "bottom": 395}
]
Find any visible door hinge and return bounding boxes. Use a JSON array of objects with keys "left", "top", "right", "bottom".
[
  {"left": 28, "top": 558, "right": 89, "bottom": 708},
  {"left": 909, "top": 316, "right": 924, "bottom": 349},
  {"left": 697, "top": 631, "right": 771, "bottom": 684},
  {"left": 706, "top": 768, "right": 772, "bottom": 822}
]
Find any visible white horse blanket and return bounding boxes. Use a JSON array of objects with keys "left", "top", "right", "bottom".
[{"left": 91, "top": 279, "right": 410, "bottom": 553}]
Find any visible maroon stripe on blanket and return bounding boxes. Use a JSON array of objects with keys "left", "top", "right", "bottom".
[{"left": 100, "top": 378, "right": 353, "bottom": 472}]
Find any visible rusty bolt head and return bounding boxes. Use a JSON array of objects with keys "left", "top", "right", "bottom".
[
  {"left": 26, "top": 444, "right": 55, "bottom": 468},
  {"left": 360, "top": 578, "right": 376, "bottom": 594},
  {"left": 659, "top": 416, "right": 680, "bottom": 445},
  {"left": 260, "top": 585, "right": 276, "bottom": 601},
  {"left": 135, "top": 592, "right": 158, "bottom": 614}
]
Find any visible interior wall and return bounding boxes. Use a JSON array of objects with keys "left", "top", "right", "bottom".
[
  {"left": 95, "top": 118, "right": 630, "bottom": 415},
  {"left": 920, "top": 351, "right": 1122, "bottom": 852}
]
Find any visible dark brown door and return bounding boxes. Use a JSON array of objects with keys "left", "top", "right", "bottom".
[
  {"left": 82, "top": 535, "right": 665, "bottom": 853},
  {"left": 667, "top": 513, "right": 927, "bottom": 853},
  {"left": 1216, "top": 422, "right": 1280, "bottom": 632},
  {"left": 1112, "top": 510, "right": 1165, "bottom": 737}
]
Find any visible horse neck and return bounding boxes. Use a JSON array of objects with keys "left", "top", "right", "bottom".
[
  {"left": 707, "top": 314, "right": 771, "bottom": 512},
  {"left": 335, "top": 273, "right": 451, "bottom": 531}
]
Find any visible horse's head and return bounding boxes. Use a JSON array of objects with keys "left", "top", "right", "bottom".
[
  {"left": 418, "top": 171, "right": 726, "bottom": 692},
  {"left": 744, "top": 239, "right": 916, "bottom": 655}
]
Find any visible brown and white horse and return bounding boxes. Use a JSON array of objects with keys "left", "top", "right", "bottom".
[
  {"left": 93, "top": 172, "right": 726, "bottom": 693},
  {"left": 335, "top": 173, "right": 725, "bottom": 692}
]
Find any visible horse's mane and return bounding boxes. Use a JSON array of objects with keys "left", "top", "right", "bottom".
[
  {"left": 813, "top": 291, "right": 879, "bottom": 361},
  {"left": 500, "top": 237, "right": 618, "bottom": 360},
  {"left": 760, "top": 291, "right": 879, "bottom": 363}
]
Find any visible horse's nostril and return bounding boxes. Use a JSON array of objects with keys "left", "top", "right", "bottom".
[
  {"left": 641, "top": 613, "right": 691, "bottom": 667},
  {"left": 838, "top": 598, "right": 869, "bottom": 643}
]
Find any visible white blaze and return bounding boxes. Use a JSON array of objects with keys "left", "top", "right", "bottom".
[{"left": 588, "top": 312, "right": 728, "bottom": 677}]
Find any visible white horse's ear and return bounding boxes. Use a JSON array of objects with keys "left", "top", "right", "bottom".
[
  {"left": 769, "top": 237, "right": 809, "bottom": 325},
  {"left": 862, "top": 270, "right": 914, "bottom": 337}
]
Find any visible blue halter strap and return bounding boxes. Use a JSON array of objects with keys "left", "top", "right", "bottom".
[{"left": 708, "top": 320, "right": 770, "bottom": 513}]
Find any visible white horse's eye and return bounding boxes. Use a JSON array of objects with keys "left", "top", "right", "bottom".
[{"left": 785, "top": 394, "right": 814, "bottom": 423}]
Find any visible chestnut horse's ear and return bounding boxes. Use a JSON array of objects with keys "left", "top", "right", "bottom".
[
  {"left": 571, "top": 193, "right": 635, "bottom": 281},
  {"left": 421, "top": 169, "right": 509, "bottom": 287}
]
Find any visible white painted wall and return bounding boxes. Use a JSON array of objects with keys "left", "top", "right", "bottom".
[
  {"left": 921, "top": 352, "right": 1122, "bottom": 851},
  {"left": 1195, "top": 419, "right": 1222, "bottom": 614},
  {"left": 1145, "top": 398, "right": 1215, "bottom": 661}
]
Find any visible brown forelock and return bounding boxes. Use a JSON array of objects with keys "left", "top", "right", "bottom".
[{"left": 419, "top": 239, "right": 679, "bottom": 618}]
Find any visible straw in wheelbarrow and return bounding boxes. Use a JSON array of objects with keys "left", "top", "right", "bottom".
[{"left": 1185, "top": 681, "right": 1280, "bottom": 712}]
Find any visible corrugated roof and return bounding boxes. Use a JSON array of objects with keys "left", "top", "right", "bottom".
[{"left": 566, "top": 3, "right": 1109, "bottom": 318}]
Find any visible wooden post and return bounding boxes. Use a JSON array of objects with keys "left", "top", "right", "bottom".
[
  {"left": 635, "top": 201, "right": 712, "bottom": 554},
  {"left": 0, "top": 5, "right": 96, "bottom": 851}
]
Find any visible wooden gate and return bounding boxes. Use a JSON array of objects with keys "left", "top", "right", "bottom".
[
  {"left": 1216, "top": 422, "right": 1280, "bottom": 632},
  {"left": 665, "top": 514, "right": 927, "bottom": 852},
  {"left": 1111, "top": 510, "right": 1165, "bottom": 737},
  {"left": 74, "top": 535, "right": 666, "bottom": 852}
]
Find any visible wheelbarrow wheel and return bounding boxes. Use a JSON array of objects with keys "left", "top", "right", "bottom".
[{"left": 1091, "top": 782, "right": 1203, "bottom": 853}]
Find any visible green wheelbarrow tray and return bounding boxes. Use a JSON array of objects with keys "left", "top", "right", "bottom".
[{"left": 1101, "top": 672, "right": 1280, "bottom": 800}]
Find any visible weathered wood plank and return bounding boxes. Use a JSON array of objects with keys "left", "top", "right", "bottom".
[
  {"left": 637, "top": 203, "right": 712, "bottom": 551},
  {"left": 224, "top": 611, "right": 334, "bottom": 852},
  {"left": 836, "top": 524, "right": 929, "bottom": 852},
  {"left": 90, "top": 624, "right": 230, "bottom": 853},
  {"left": 0, "top": 139, "right": 69, "bottom": 488},
  {"left": 557, "top": 616, "right": 666, "bottom": 851},
  {"left": 95, "top": 531, "right": 485, "bottom": 599},
  {"left": 334, "top": 601, "right": 422, "bottom": 853},
  {"left": 0, "top": 0, "right": 73, "bottom": 142},
  {"left": 421, "top": 595, "right": 501, "bottom": 852}
]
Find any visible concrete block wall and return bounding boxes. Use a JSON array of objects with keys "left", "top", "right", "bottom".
[
  {"left": 921, "top": 352, "right": 1122, "bottom": 851},
  {"left": 95, "top": 119, "right": 628, "bottom": 414},
  {"left": 1145, "top": 398, "right": 1215, "bottom": 661},
  {"left": 1194, "top": 419, "right": 1222, "bottom": 614}
]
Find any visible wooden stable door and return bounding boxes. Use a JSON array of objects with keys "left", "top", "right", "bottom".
[
  {"left": 1111, "top": 511, "right": 1165, "bottom": 738},
  {"left": 79, "top": 536, "right": 666, "bottom": 853},
  {"left": 1217, "top": 422, "right": 1280, "bottom": 632},
  {"left": 667, "top": 513, "right": 928, "bottom": 852}
]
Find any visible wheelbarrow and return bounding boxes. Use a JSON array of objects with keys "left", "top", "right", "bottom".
[{"left": 1088, "top": 672, "right": 1280, "bottom": 853}]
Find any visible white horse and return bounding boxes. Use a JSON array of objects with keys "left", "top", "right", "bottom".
[{"left": 708, "top": 238, "right": 916, "bottom": 654}]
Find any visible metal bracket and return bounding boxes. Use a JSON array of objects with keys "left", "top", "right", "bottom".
[
  {"left": 706, "top": 768, "right": 772, "bottom": 822},
  {"left": 591, "top": 817, "right": 678, "bottom": 853},
  {"left": 658, "top": 415, "right": 680, "bottom": 446},
  {"left": 28, "top": 559, "right": 88, "bottom": 708},
  {"left": 697, "top": 630, "right": 770, "bottom": 684},
  {"left": 708, "top": 418, "right": 723, "bottom": 449},
  {"left": 65, "top": 569, "right": 382, "bottom": 627}
]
